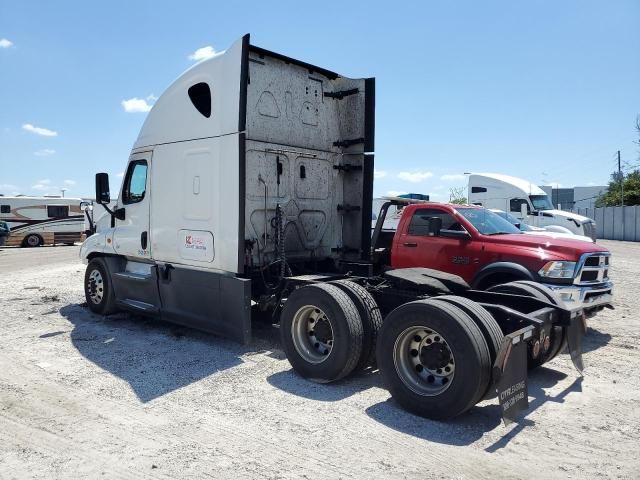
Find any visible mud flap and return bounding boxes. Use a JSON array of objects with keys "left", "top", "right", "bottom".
[
  {"left": 494, "top": 328, "right": 532, "bottom": 424},
  {"left": 566, "top": 314, "right": 586, "bottom": 373}
]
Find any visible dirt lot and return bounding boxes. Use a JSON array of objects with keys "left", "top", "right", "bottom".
[{"left": 0, "top": 241, "right": 639, "bottom": 479}]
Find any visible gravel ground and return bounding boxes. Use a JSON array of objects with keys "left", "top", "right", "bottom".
[{"left": 0, "top": 241, "right": 639, "bottom": 479}]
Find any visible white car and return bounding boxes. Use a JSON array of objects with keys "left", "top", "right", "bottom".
[{"left": 490, "top": 209, "right": 595, "bottom": 243}]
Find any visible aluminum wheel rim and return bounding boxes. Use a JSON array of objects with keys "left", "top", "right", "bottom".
[
  {"left": 291, "top": 305, "right": 334, "bottom": 364},
  {"left": 27, "top": 235, "right": 39, "bottom": 246},
  {"left": 88, "top": 269, "right": 104, "bottom": 305},
  {"left": 393, "top": 326, "right": 455, "bottom": 396}
]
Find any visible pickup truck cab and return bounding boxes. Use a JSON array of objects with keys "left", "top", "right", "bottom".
[{"left": 377, "top": 202, "right": 612, "bottom": 313}]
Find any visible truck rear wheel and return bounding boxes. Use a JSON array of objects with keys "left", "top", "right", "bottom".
[
  {"left": 84, "top": 258, "right": 117, "bottom": 315},
  {"left": 429, "top": 295, "right": 503, "bottom": 400},
  {"left": 487, "top": 281, "right": 565, "bottom": 368},
  {"left": 280, "top": 283, "right": 363, "bottom": 383},
  {"left": 376, "top": 299, "right": 491, "bottom": 420},
  {"left": 330, "top": 280, "right": 383, "bottom": 369}
]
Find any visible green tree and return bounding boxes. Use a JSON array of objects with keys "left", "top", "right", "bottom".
[
  {"left": 596, "top": 169, "right": 640, "bottom": 207},
  {"left": 449, "top": 186, "right": 467, "bottom": 204},
  {"left": 596, "top": 115, "right": 640, "bottom": 207}
]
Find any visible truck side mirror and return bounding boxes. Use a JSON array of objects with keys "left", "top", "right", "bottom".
[
  {"left": 521, "top": 203, "right": 528, "bottom": 219},
  {"left": 428, "top": 217, "right": 442, "bottom": 236},
  {"left": 95, "top": 173, "right": 111, "bottom": 204}
]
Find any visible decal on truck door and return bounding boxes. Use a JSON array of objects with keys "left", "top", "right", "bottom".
[{"left": 178, "top": 230, "right": 214, "bottom": 262}]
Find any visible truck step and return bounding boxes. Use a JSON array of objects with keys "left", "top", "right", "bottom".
[{"left": 117, "top": 298, "right": 159, "bottom": 312}]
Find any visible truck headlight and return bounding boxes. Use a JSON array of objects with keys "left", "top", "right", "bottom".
[{"left": 538, "top": 261, "right": 577, "bottom": 278}]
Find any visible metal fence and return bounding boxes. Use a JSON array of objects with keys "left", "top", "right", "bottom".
[{"left": 572, "top": 206, "right": 640, "bottom": 242}]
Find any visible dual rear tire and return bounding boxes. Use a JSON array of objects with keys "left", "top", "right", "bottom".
[{"left": 280, "top": 284, "right": 501, "bottom": 420}]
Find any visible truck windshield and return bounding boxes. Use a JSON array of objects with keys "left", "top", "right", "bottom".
[
  {"left": 529, "top": 195, "right": 553, "bottom": 211},
  {"left": 456, "top": 208, "right": 522, "bottom": 235}
]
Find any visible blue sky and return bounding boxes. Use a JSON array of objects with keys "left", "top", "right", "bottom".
[{"left": 1, "top": 0, "right": 638, "bottom": 201}]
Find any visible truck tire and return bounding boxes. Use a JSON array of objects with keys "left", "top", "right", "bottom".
[
  {"left": 23, "top": 234, "right": 43, "bottom": 247},
  {"left": 487, "top": 281, "right": 565, "bottom": 368},
  {"left": 331, "top": 280, "right": 383, "bottom": 369},
  {"left": 84, "top": 257, "right": 118, "bottom": 315},
  {"left": 376, "top": 299, "right": 491, "bottom": 420},
  {"left": 429, "top": 295, "right": 503, "bottom": 400},
  {"left": 280, "top": 283, "right": 363, "bottom": 383}
]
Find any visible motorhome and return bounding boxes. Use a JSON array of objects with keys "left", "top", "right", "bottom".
[
  {"left": 468, "top": 173, "right": 597, "bottom": 240},
  {"left": 0, "top": 196, "right": 87, "bottom": 247},
  {"left": 80, "top": 34, "right": 600, "bottom": 422}
]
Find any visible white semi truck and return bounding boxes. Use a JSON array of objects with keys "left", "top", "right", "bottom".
[
  {"left": 80, "top": 35, "right": 598, "bottom": 422},
  {"left": 468, "top": 173, "right": 597, "bottom": 240}
]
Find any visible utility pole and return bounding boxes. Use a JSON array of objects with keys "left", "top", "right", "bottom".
[{"left": 618, "top": 150, "right": 623, "bottom": 207}]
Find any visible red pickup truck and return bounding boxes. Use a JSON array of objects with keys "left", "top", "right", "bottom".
[{"left": 373, "top": 201, "right": 612, "bottom": 314}]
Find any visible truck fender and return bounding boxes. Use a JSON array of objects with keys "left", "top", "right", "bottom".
[{"left": 471, "top": 262, "right": 535, "bottom": 289}]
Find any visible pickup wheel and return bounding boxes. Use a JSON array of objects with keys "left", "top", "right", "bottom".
[
  {"left": 84, "top": 258, "right": 117, "bottom": 315},
  {"left": 330, "top": 280, "right": 383, "bottom": 369},
  {"left": 487, "top": 281, "right": 566, "bottom": 368},
  {"left": 376, "top": 299, "right": 491, "bottom": 420},
  {"left": 429, "top": 296, "right": 503, "bottom": 400},
  {"left": 280, "top": 284, "right": 363, "bottom": 383}
]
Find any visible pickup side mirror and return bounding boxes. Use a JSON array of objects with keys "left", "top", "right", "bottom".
[
  {"left": 428, "top": 217, "right": 442, "bottom": 236},
  {"left": 95, "top": 173, "right": 111, "bottom": 204},
  {"left": 521, "top": 203, "right": 528, "bottom": 219}
]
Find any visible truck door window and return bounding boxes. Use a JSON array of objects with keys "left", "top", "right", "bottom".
[
  {"left": 408, "top": 208, "right": 463, "bottom": 235},
  {"left": 123, "top": 160, "right": 148, "bottom": 204},
  {"left": 47, "top": 205, "right": 69, "bottom": 218},
  {"left": 510, "top": 198, "right": 530, "bottom": 214}
]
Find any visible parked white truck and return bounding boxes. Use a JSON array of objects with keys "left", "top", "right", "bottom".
[
  {"left": 80, "top": 34, "right": 599, "bottom": 422},
  {"left": 468, "top": 173, "right": 597, "bottom": 240}
]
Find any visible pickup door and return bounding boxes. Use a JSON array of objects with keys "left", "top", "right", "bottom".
[{"left": 392, "top": 206, "right": 485, "bottom": 283}]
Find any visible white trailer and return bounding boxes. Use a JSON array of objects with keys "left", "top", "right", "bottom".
[
  {"left": 0, "top": 196, "right": 87, "bottom": 247},
  {"left": 468, "top": 173, "right": 597, "bottom": 240}
]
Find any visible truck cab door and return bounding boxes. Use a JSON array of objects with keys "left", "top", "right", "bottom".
[
  {"left": 113, "top": 152, "right": 152, "bottom": 259},
  {"left": 393, "top": 207, "right": 481, "bottom": 283}
]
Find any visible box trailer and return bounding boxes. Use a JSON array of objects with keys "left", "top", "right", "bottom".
[{"left": 80, "top": 35, "right": 598, "bottom": 421}]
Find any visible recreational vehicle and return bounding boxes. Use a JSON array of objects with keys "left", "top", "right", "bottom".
[{"left": 0, "top": 196, "right": 87, "bottom": 247}]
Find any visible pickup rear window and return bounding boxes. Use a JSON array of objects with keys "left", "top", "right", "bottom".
[{"left": 408, "top": 208, "right": 463, "bottom": 235}]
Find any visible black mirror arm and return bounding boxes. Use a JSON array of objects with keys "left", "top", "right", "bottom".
[{"left": 102, "top": 203, "right": 125, "bottom": 221}]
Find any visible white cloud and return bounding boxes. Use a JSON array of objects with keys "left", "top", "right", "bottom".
[
  {"left": 23, "top": 123, "right": 58, "bottom": 137},
  {"left": 0, "top": 183, "right": 19, "bottom": 192},
  {"left": 34, "top": 148, "right": 56, "bottom": 156},
  {"left": 374, "top": 169, "right": 387, "bottom": 179},
  {"left": 0, "top": 38, "right": 13, "bottom": 48},
  {"left": 122, "top": 97, "right": 154, "bottom": 113},
  {"left": 440, "top": 173, "right": 465, "bottom": 181},
  {"left": 63, "top": 179, "right": 76, "bottom": 186},
  {"left": 37, "top": 179, "right": 51, "bottom": 185},
  {"left": 32, "top": 183, "right": 50, "bottom": 191},
  {"left": 397, "top": 171, "right": 433, "bottom": 183},
  {"left": 188, "top": 46, "right": 217, "bottom": 61}
]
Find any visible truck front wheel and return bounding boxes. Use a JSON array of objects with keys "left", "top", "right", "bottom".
[
  {"left": 280, "top": 283, "right": 363, "bottom": 383},
  {"left": 84, "top": 258, "right": 117, "bottom": 315},
  {"left": 376, "top": 299, "right": 491, "bottom": 420}
]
